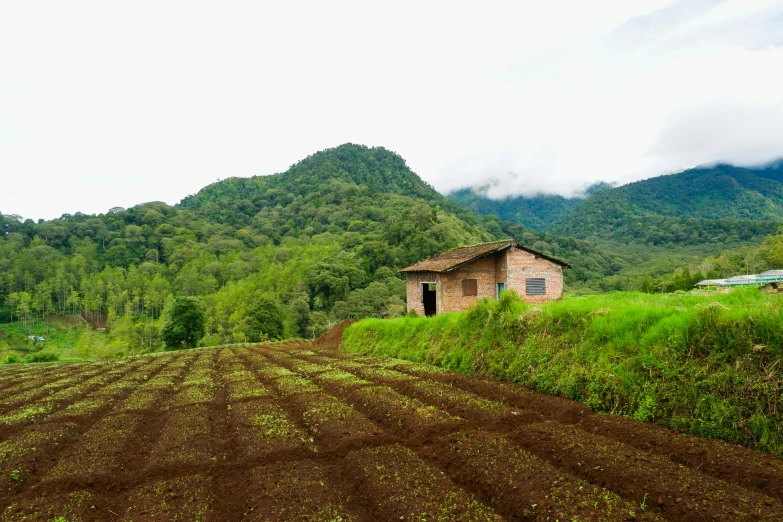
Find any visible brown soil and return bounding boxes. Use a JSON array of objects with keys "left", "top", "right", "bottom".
[
  {"left": 311, "top": 319, "right": 357, "bottom": 349},
  {"left": 1, "top": 344, "right": 783, "bottom": 521}
]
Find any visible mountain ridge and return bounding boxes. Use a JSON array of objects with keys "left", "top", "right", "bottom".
[
  {"left": 449, "top": 161, "right": 783, "bottom": 245},
  {"left": 448, "top": 182, "right": 613, "bottom": 231},
  {"left": 1, "top": 143, "right": 781, "bottom": 355}
]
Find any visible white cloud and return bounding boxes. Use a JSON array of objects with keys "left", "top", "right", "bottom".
[{"left": 1, "top": 0, "right": 782, "bottom": 218}]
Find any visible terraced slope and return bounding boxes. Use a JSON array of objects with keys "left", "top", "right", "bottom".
[{"left": 1, "top": 344, "right": 783, "bottom": 521}]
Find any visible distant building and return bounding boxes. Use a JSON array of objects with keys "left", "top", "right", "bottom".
[
  {"left": 694, "top": 279, "right": 727, "bottom": 288},
  {"left": 759, "top": 270, "right": 783, "bottom": 284},
  {"left": 724, "top": 275, "right": 762, "bottom": 286},
  {"left": 695, "top": 270, "right": 783, "bottom": 290},
  {"left": 399, "top": 240, "right": 570, "bottom": 316}
]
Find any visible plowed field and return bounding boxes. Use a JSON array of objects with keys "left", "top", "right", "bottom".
[{"left": 1, "top": 343, "right": 783, "bottom": 521}]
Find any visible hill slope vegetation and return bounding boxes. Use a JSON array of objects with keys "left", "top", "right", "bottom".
[
  {"left": 448, "top": 188, "right": 588, "bottom": 231},
  {"left": 450, "top": 162, "right": 783, "bottom": 246},
  {"left": 3, "top": 145, "right": 783, "bottom": 357},
  {"left": 0, "top": 144, "right": 501, "bottom": 352},
  {"left": 3, "top": 144, "right": 621, "bottom": 355},
  {"left": 552, "top": 163, "right": 783, "bottom": 245}
]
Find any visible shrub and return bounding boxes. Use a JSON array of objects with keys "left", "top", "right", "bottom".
[
  {"left": 25, "top": 351, "right": 60, "bottom": 363},
  {"left": 2, "top": 353, "right": 23, "bottom": 364}
]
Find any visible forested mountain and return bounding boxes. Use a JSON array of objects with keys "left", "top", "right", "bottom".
[
  {"left": 448, "top": 189, "right": 585, "bottom": 231},
  {"left": 449, "top": 162, "right": 783, "bottom": 246},
  {"left": 448, "top": 161, "right": 783, "bottom": 293},
  {"left": 0, "top": 144, "right": 619, "bottom": 355},
  {"left": 448, "top": 182, "right": 612, "bottom": 231},
  {"left": 551, "top": 163, "right": 783, "bottom": 244},
  {"left": 584, "top": 162, "right": 783, "bottom": 221},
  {"left": 3, "top": 144, "right": 782, "bottom": 356}
]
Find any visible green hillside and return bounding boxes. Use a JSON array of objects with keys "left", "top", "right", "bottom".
[
  {"left": 3, "top": 144, "right": 783, "bottom": 359},
  {"left": 0, "top": 144, "right": 505, "bottom": 355},
  {"left": 448, "top": 188, "right": 587, "bottom": 231},
  {"left": 448, "top": 182, "right": 613, "bottom": 231},
  {"left": 452, "top": 162, "right": 783, "bottom": 246},
  {"left": 590, "top": 163, "right": 783, "bottom": 221},
  {"left": 550, "top": 163, "right": 783, "bottom": 245},
  {"left": 4, "top": 144, "right": 621, "bottom": 358}
]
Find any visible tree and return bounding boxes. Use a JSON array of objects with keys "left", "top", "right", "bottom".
[
  {"left": 246, "top": 297, "right": 284, "bottom": 342},
  {"left": 289, "top": 297, "right": 310, "bottom": 337},
  {"left": 760, "top": 231, "right": 783, "bottom": 267},
  {"left": 162, "top": 297, "right": 206, "bottom": 350}
]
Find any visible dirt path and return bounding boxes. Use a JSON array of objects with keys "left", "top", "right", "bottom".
[{"left": 0, "top": 343, "right": 782, "bottom": 521}]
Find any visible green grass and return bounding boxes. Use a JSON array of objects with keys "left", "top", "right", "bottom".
[
  {"left": 0, "top": 319, "right": 117, "bottom": 362},
  {"left": 343, "top": 288, "right": 783, "bottom": 457}
]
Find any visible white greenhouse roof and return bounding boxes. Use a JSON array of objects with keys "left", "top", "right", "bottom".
[
  {"left": 694, "top": 279, "right": 727, "bottom": 286},
  {"left": 693, "top": 269, "right": 783, "bottom": 288},
  {"left": 724, "top": 275, "right": 761, "bottom": 285}
]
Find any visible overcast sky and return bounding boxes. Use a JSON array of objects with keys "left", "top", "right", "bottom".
[{"left": 2, "top": 0, "right": 783, "bottom": 220}]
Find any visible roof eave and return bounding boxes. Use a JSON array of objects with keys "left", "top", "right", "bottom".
[
  {"left": 399, "top": 241, "right": 572, "bottom": 272},
  {"left": 514, "top": 245, "right": 571, "bottom": 269},
  {"left": 439, "top": 242, "right": 516, "bottom": 273}
]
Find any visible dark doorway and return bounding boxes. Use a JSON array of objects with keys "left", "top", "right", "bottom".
[{"left": 422, "top": 283, "right": 437, "bottom": 316}]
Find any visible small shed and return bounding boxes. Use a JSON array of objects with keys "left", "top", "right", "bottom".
[{"left": 399, "top": 240, "right": 570, "bottom": 316}]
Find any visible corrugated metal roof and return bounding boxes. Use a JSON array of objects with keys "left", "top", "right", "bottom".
[
  {"left": 695, "top": 270, "right": 783, "bottom": 288},
  {"left": 399, "top": 240, "right": 570, "bottom": 273},
  {"left": 725, "top": 275, "right": 760, "bottom": 282},
  {"left": 694, "top": 279, "right": 727, "bottom": 286},
  {"left": 723, "top": 275, "right": 761, "bottom": 286}
]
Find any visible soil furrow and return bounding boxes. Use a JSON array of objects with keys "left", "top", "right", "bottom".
[
  {"left": 286, "top": 352, "right": 645, "bottom": 520},
  {"left": 3, "top": 343, "right": 783, "bottom": 522},
  {"left": 0, "top": 355, "right": 177, "bottom": 516},
  {"left": 304, "top": 348, "right": 783, "bottom": 521},
  {"left": 508, "top": 421, "right": 783, "bottom": 521},
  {"left": 234, "top": 347, "right": 373, "bottom": 520},
  {"left": 416, "top": 430, "right": 667, "bottom": 521},
  {"left": 208, "top": 347, "right": 242, "bottom": 521},
  {"left": 350, "top": 355, "right": 783, "bottom": 503},
  {"left": 0, "top": 359, "right": 153, "bottom": 440},
  {"left": 1, "top": 353, "right": 195, "bottom": 520}
]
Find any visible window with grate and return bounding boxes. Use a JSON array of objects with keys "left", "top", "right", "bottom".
[
  {"left": 462, "top": 278, "right": 477, "bottom": 296},
  {"left": 526, "top": 278, "right": 546, "bottom": 295}
]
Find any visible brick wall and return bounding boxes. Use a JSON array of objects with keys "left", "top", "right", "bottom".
[
  {"left": 505, "top": 247, "right": 564, "bottom": 304},
  {"left": 404, "top": 247, "right": 564, "bottom": 314},
  {"left": 440, "top": 256, "right": 499, "bottom": 313}
]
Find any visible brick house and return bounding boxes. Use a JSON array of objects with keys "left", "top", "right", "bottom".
[{"left": 399, "top": 240, "right": 570, "bottom": 316}]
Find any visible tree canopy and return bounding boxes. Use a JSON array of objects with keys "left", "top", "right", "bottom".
[
  {"left": 2, "top": 145, "right": 781, "bottom": 356},
  {"left": 162, "top": 297, "right": 206, "bottom": 350}
]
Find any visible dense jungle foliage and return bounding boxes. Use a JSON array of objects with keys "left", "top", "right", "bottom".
[
  {"left": 452, "top": 161, "right": 783, "bottom": 246},
  {"left": 2, "top": 144, "right": 783, "bottom": 359},
  {"left": 448, "top": 187, "right": 589, "bottom": 231},
  {"left": 0, "top": 145, "right": 499, "bottom": 355}
]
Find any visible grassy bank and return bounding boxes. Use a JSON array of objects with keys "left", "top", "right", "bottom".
[
  {"left": 0, "top": 319, "right": 117, "bottom": 363},
  {"left": 343, "top": 289, "right": 783, "bottom": 456}
]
